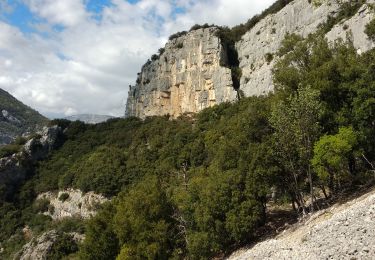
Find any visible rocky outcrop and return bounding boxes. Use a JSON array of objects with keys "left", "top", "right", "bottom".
[
  {"left": 16, "top": 230, "right": 84, "bottom": 260},
  {"left": 126, "top": 27, "right": 236, "bottom": 118},
  {"left": 125, "top": 0, "right": 375, "bottom": 118},
  {"left": 0, "top": 126, "right": 62, "bottom": 198},
  {"left": 228, "top": 188, "right": 375, "bottom": 260},
  {"left": 326, "top": 2, "right": 375, "bottom": 54},
  {"left": 37, "top": 189, "right": 108, "bottom": 220},
  {"left": 236, "top": 0, "right": 375, "bottom": 97}
]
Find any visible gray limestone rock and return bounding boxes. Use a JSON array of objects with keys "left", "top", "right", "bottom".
[
  {"left": 236, "top": 0, "right": 375, "bottom": 97},
  {"left": 126, "top": 27, "right": 236, "bottom": 119}
]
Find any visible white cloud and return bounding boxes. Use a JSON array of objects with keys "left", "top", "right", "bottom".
[
  {"left": 24, "top": 0, "right": 88, "bottom": 27},
  {"left": 0, "top": 0, "right": 276, "bottom": 118}
]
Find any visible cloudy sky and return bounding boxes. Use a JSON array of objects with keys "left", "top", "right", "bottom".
[{"left": 0, "top": 0, "right": 275, "bottom": 118}]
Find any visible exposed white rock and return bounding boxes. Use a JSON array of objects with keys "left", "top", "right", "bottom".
[
  {"left": 228, "top": 189, "right": 375, "bottom": 260},
  {"left": 37, "top": 189, "right": 108, "bottom": 220},
  {"left": 326, "top": 2, "right": 375, "bottom": 53},
  {"left": 126, "top": 27, "right": 236, "bottom": 119},
  {"left": 16, "top": 230, "right": 84, "bottom": 260},
  {"left": 17, "top": 230, "right": 57, "bottom": 260},
  {"left": 236, "top": 0, "right": 375, "bottom": 97}
]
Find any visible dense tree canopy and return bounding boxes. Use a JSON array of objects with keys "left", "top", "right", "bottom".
[{"left": 1, "top": 25, "right": 375, "bottom": 260}]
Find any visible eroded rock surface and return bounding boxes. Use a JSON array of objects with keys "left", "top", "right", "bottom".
[
  {"left": 228, "top": 189, "right": 375, "bottom": 260},
  {"left": 236, "top": 0, "right": 375, "bottom": 97},
  {"left": 16, "top": 230, "right": 84, "bottom": 260},
  {"left": 0, "top": 126, "right": 62, "bottom": 198},
  {"left": 126, "top": 27, "right": 236, "bottom": 118},
  {"left": 37, "top": 189, "right": 108, "bottom": 220}
]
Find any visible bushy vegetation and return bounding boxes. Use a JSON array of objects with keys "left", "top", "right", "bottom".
[
  {"left": 365, "top": 18, "right": 375, "bottom": 42},
  {"left": 1, "top": 24, "right": 375, "bottom": 260}
]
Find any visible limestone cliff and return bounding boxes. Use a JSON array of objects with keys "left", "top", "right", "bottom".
[
  {"left": 236, "top": 0, "right": 375, "bottom": 97},
  {"left": 126, "top": 27, "right": 236, "bottom": 118},
  {"left": 126, "top": 0, "right": 375, "bottom": 118}
]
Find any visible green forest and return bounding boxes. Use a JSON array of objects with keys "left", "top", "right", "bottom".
[{"left": 1, "top": 6, "right": 375, "bottom": 258}]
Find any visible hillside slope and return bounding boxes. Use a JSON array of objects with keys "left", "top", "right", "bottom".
[
  {"left": 228, "top": 188, "right": 375, "bottom": 259},
  {"left": 0, "top": 88, "right": 48, "bottom": 145}
]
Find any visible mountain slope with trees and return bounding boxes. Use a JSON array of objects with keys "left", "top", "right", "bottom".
[
  {"left": 0, "top": 88, "right": 48, "bottom": 145},
  {"left": 1, "top": 28, "right": 375, "bottom": 258},
  {"left": 1, "top": 0, "right": 375, "bottom": 258}
]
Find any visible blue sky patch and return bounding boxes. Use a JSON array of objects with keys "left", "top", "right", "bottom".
[{"left": 1, "top": 2, "right": 40, "bottom": 34}]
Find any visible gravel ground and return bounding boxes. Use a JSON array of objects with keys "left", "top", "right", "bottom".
[{"left": 228, "top": 189, "right": 375, "bottom": 260}]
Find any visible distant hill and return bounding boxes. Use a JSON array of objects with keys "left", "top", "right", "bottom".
[
  {"left": 65, "top": 114, "right": 116, "bottom": 124},
  {"left": 0, "top": 88, "right": 48, "bottom": 145}
]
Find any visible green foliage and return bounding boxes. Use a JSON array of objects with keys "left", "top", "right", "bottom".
[
  {"left": 277, "top": 33, "right": 304, "bottom": 56},
  {"left": 270, "top": 85, "right": 323, "bottom": 211},
  {"left": 318, "top": 1, "right": 365, "bottom": 34},
  {"left": 58, "top": 193, "right": 69, "bottom": 202},
  {"left": 0, "top": 88, "right": 48, "bottom": 141},
  {"left": 265, "top": 53, "right": 274, "bottom": 64},
  {"left": 169, "top": 31, "right": 188, "bottom": 41},
  {"left": 62, "top": 146, "right": 128, "bottom": 196},
  {"left": 2, "top": 28, "right": 375, "bottom": 259},
  {"left": 365, "top": 18, "right": 375, "bottom": 42},
  {"left": 46, "top": 232, "right": 79, "bottom": 260},
  {"left": 189, "top": 23, "right": 214, "bottom": 31},
  {"left": 312, "top": 127, "right": 358, "bottom": 190},
  {"left": 216, "top": 0, "right": 293, "bottom": 43},
  {"left": 79, "top": 204, "right": 120, "bottom": 260},
  {"left": 0, "top": 144, "right": 22, "bottom": 158},
  {"left": 114, "top": 176, "right": 175, "bottom": 259}
]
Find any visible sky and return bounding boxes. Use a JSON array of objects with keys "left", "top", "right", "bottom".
[{"left": 0, "top": 0, "right": 276, "bottom": 118}]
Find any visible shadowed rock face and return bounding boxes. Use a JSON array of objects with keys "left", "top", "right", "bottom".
[
  {"left": 126, "top": 27, "right": 237, "bottom": 119},
  {"left": 0, "top": 126, "right": 62, "bottom": 199}
]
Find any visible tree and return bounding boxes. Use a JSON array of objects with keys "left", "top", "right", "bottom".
[
  {"left": 312, "top": 127, "right": 358, "bottom": 193},
  {"left": 113, "top": 176, "right": 175, "bottom": 260},
  {"left": 270, "top": 86, "right": 322, "bottom": 213},
  {"left": 79, "top": 203, "right": 120, "bottom": 260}
]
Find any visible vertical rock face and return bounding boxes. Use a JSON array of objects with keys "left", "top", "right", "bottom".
[
  {"left": 326, "top": 2, "right": 375, "bottom": 54},
  {"left": 236, "top": 0, "right": 375, "bottom": 97},
  {"left": 125, "top": 0, "right": 375, "bottom": 118},
  {"left": 126, "top": 27, "right": 236, "bottom": 119}
]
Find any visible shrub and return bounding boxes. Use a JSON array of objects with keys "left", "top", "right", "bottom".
[
  {"left": 59, "top": 193, "right": 70, "bottom": 202},
  {"left": 151, "top": 54, "right": 159, "bottom": 61},
  {"left": 14, "top": 136, "right": 27, "bottom": 145},
  {"left": 33, "top": 198, "right": 50, "bottom": 213},
  {"left": 47, "top": 233, "right": 79, "bottom": 260},
  {"left": 0, "top": 144, "right": 21, "bottom": 158},
  {"left": 265, "top": 53, "right": 274, "bottom": 64},
  {"left": 365, "top": 19, "right": 375, "bottom": 42},
  {"left": 169, "top": 31, "right": 187, "bottom": 41}
]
